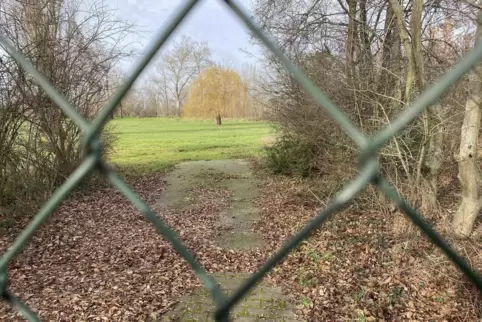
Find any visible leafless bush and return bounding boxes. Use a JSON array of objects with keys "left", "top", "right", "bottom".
[
  {"left": 254, "top": 0, "right": 477, "bottom": 216},
  {"left": 0, "top": 0, "right": 136, "bottom": 216}
]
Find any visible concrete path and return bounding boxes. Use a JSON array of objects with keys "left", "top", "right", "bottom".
[
  {"left": 156, "top": 160, "right": 300, "bottom": 321},
  {"left": 162, "top": 272, "right": 299, "bottom": 321}
]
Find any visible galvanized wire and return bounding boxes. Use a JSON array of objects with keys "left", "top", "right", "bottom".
[{"left": 1, "top": 0, "right": 481, "bottom": 320}]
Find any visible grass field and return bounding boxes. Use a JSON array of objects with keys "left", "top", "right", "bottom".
[{"left": 108, "top": 117, "right": 273, "bottom": 171}]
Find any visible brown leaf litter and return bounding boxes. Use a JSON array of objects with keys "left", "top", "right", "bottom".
[{"left": 1, "top": 165, "right": 481, "bottom": 321}]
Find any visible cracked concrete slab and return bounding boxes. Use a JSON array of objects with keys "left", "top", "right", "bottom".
[{"left": 156, "top": 160, "right": 300, "bottom": 321}]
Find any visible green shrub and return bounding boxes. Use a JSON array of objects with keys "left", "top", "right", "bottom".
[{"left": 264, "top": 135, "right": 318, "bottom": 177}]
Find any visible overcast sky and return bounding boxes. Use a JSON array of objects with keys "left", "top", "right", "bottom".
[{"left": 104, "top": 0, "right": 261, "bottom": 74}]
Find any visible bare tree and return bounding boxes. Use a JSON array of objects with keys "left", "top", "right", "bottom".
[
  {"left": 252, "top": 0, "right": 479, "bottom": 222},
  {"left": 388, "top": 0, "right": 445, "bottom": 212},
  {"left": 239, "top": 63, "right": 269, "bottom": 119},
  {"left": 0, "top": 0, "right": 136, "bottom": 209},
  {"left": 153, "top": 36, "right": 212, "bottom": 117},
  {"left": 151, "top": 68, "right": 174, "bottom": 116}
]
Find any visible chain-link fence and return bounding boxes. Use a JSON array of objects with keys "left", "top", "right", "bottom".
[{"left": 1, "top": 1, "right": 482, "bottom": 321}]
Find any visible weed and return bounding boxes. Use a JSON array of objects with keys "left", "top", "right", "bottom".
[
  {"left": 307, "top": 248, "right": 321, "bottom": 262},
  {"left": 354, "top": 311, "right": 367, "bottom": 322},
  {"left": 297, "top": 267, "right": 319, "bottom": 287},
  {"left": 434, "top": 293, "right": 448, "bottom": 303},
  {"left": 389, "top": 286, "right": 404, "bottom": 304},
  {"left": 299, "top": 296, "right": 312, "bottom": 308},
  {"left": 354, "top": 288, "right": 365, "bottom": 304},
  {"left": 323, "top": 252, "right": 334, "bottom": 261},
  {"left": 236, "top": 306, "right": 250, "bottom": 317}
]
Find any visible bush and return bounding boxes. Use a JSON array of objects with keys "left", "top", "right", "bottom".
[{"left": 264, "top": 135, "right": 319, "bottom": 177}]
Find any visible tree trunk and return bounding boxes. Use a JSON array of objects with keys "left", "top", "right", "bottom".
[
  {"left": 375, "top": 2, "right": 401, "bottom": 124},
  {"left": 345, "top": 0, "right": 357, "bottom": 79},
  {"left": 389, "top": 0, "right": 444, "bottom": 212},
  {"left": 453, "top": 92, "right": 482, "bottom": 237},
  {"left": 356, "top": 0, "right": 375, "bottom": 124},
  {"left": 216, "top": 114, "right": 222, "bottom": 125},
  {"left": 420, "top": 114, "right": 444, "bottom": 211},
  {"left": 453, "top": 8, "right": 482, "bottom": 237},
  {"left": 389, "top": 0, "right": 414, "bottom": 104},
  {"left": 410, "top": 0, "right": 444, "bottom": 212},
  {"left": 176, "top": 98, "right": 181, "bottom": 117},
  {"left": 358, "top": 0, "right": 373, "bottom": 73}
]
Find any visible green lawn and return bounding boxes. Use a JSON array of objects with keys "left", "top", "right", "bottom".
[{"left": 108, "top": 117, "right": 273, "bottom": 171}]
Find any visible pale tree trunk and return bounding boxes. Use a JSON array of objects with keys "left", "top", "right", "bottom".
[
  {"left": 176, "top": 98, "right": 181, "bottom": 117},
  {"left": 453, "top": 7, "right": 482, "bottom": 238}
]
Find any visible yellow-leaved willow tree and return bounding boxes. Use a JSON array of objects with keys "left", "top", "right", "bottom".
[{"left": 183, "top": 66, "right": 248, "bottom": 125}]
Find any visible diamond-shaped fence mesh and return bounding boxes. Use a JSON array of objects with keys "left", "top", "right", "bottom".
[{"left": 1, "top": 1, "right": 482, "bottom": 321}]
